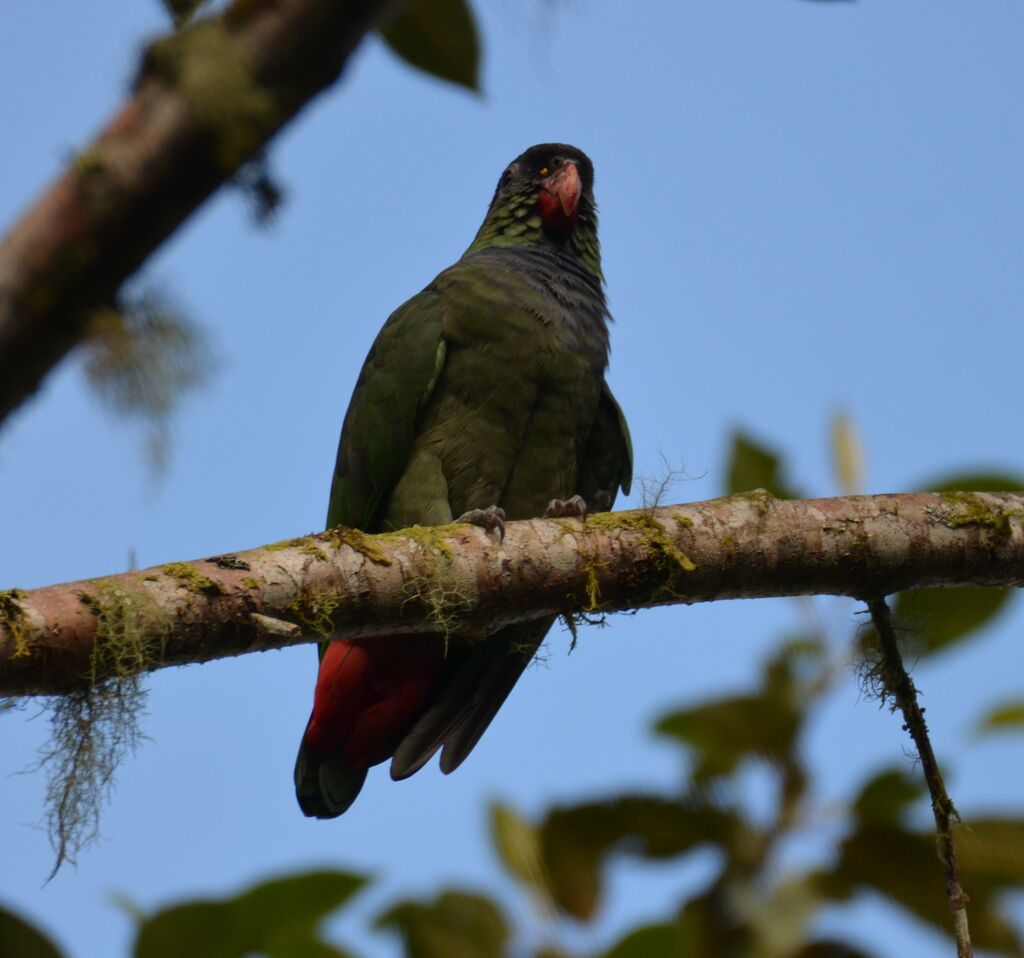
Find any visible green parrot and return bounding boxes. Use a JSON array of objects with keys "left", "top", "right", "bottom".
[{"left": 295, "top": 143, "right": 632, "bottom": 817}]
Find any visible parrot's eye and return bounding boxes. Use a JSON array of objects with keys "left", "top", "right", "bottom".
[{"left": 538, "top": 167, "right": 550, "bottom": 178}]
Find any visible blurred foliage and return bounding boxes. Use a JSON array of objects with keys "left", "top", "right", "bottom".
[
  {"left": 10, "top": 424, "right": 1023, "bottom": 957},
  {"left": 379, "top": 0, "right": 481, "bottom": 92},
  {"left": 158, "top": 0, "right": 209, "bottom": 30},
  {"left": 0, "top": 903, "right": 63, "bottom": 958},
  {"left": 160, "top": 0, "right": 482, "bottom": 91},
  {"left": 132, "top": 871, "right": 366, "bottom": 958},
  {"left": 726, "top": 430, "right": 803, "bottom": 499},
  {"left": 979, "top": 701, "right": 1024, "bottom": 734},
  {"left": 830, "top": 409, "right": 864, "bottom": 495},
  {"left": 920, "top": 472, "right": 1024, "bottom": 494},
  {"left": 890, "top": 585, "right": 1014, "bottom": 657},
  {"left": 377, "top": 891, "right": 509, "bottom": 958},
  {"left": 82, "top": 289, "right": 213, "bottom": 472}
]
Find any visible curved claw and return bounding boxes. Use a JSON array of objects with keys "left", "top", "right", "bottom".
[
  {"left": 544, "top": 495, "right": 588, "bottom": 519},
  {"left": 457, "top": 505, "right": 507, "bottom": 541}
]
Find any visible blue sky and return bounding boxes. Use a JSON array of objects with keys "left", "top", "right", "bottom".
[{"left": 1, "top": 1, "right": 1022, "bottom": 955}]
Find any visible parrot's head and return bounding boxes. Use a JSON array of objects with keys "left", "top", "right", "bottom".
[
  {"left": 496, "top": 144, "right": 595, "bottom": 235},
  {"left": 468, "top": 144, "right": 602, "bottom": 278}
]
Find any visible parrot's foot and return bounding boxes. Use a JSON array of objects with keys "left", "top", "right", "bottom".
[
  {"left": 544, "top": 495, "right": 588, "bottom": 519},
  {"left": 457, "top": 505, "right": 507, "bottom": 541}
]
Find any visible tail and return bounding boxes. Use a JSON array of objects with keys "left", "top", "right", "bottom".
[
  {"left": 294, "top": 636, "right": 445, "bottom": 818},
  {"left": 390, "top": 618, "right": 553, "bottom": 779},
  {"left": 294, "top": 738, "right": 368, "bottom": 819}
]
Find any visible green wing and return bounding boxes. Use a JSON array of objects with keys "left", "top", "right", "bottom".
[
  {"left": 326, "top": 289, "right": 447, "bottom": 532},
  {"left": 578, "top": 382, "right": 633, "bottom": 512},
  {"left": 390, "top": 383, "right": 632, "bottom": 779}
]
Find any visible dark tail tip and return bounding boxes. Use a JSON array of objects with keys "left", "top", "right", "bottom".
[{"left": 295, "top": 742, "right": 368, "bottom": 819}]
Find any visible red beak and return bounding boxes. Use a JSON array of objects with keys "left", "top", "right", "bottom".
[{"left": 537, "top": 162, "right": 581, "bottom": 231}]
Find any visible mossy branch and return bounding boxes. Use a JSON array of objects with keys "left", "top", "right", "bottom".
[
  {"left": 0, "top": 0, "right": 403, "bottom": 425},
  {"left": 1, "top": 491, "right": 1022, "bottom": 697}
]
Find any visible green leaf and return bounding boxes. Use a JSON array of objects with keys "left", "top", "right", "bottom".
[
  {"left": 724, "top": 430, "right": 802, "bottom": 499},
  {"left": 133, "top": 871, "right": 366, "bottom": 958},
  {"left": 850, "top": 767, "right": 923, "bottom": 827},
  {"left": 0, "top": 904, "right": 65, "bottom": 958},
  {"left": 822, "top": 821, "right": 1024, "bottom": 955},
  {"left": 796, "top": 943, "right": 878, "bottom": 958},
  {"left": 601, "top": 922, "right": 689, "bottom": 958},
  {"left": 977, "top": 700, "right": 1024, "bottom": 735},
  {"left": 892, "top": 586, "right": 1013, "bottom": 657},
  {"left": 231, "top": 872, "right": 365, "bottom": 940},
  {"left": 375, "top": 890, "right": 508, "bottom": 958},
  {"left": 379, "top": 0, "right": 481, "bottom": 91},
  {"left": 917, "top": 471, "right": 1024, "bottom": 493},
  {"left": 655, "top": 638, "right": 820, "bottom": 783},
  {"left": 958, "top": 818, "right": 1024, "bottom": 885},
  {"left": 538, "top": 797, "right": 736, "bottom": 920},
  {"left": 736, "top": 876, "right": 824, "bottom": 957},
  {"left": 655, "top": 692, "right": 802, "bottom": 780},
  {"left": 675, "top": 890, "right": 750, "bottom": 954},
  {"left": 158, "top": 0, "right": 209, "bottom": 28},
  {"left": 489, "top": 802, "right": 547, "bottom": 896}
]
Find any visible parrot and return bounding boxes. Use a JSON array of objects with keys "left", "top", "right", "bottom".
[{"left": 294, "top": 143, "right": 632, "bottom": 818}]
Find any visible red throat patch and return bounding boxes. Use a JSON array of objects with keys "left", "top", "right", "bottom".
[{"left": 537, "top": 162, "right": 581, "bottom": 233}]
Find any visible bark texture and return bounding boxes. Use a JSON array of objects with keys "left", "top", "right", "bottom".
[
  {"left": 0, "top": 0, "right": 400, "bottom": 425},
  {"left": 2, "top": 491, "right": 1022, "bottom": 697}
]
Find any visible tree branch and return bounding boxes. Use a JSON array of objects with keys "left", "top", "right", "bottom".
[
  {"left": 0, "top": 0, "right": 402, "bottom": 425},
  {"left": 868, "top": 597, "right": 973, "bottom": 958},
  {"left": 2, "top": 491, "right": 1022, "bottom": 697}
]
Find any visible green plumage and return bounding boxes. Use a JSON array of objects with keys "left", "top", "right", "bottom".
[{"left": 297, "top": 144, "right": 631, "bottom": 815}]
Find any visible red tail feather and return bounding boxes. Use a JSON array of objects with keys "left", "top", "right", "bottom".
[{"left": 302, "top": 637, "right": 446, "bottom": 772}]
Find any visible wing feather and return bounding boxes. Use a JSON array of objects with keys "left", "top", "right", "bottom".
[{"left": 326, "top": 289, "right": 448, "bottom": 531}]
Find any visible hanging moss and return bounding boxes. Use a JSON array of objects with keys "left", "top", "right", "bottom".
[{"left": 41, "top": 580, "right": 168, "bottom": 878}]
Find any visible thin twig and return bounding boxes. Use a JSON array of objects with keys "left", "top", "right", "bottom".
[{"left": 868, "top": 597, "right": 973, "bottom": 958}]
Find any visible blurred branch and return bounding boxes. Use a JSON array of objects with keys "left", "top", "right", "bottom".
[
  {"left": 867, "top": 597, "right": 973, "bottom": 958},
  {"left": 0, "top": 0, "right": 403, "bottom": 426},
  {"left": 2, "top": 491, "right": 1022, "bottom": 696}
]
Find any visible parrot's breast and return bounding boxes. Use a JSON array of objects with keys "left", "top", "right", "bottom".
[{"left": 383, "top": 247, "right": 610, "bottom": 527}]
